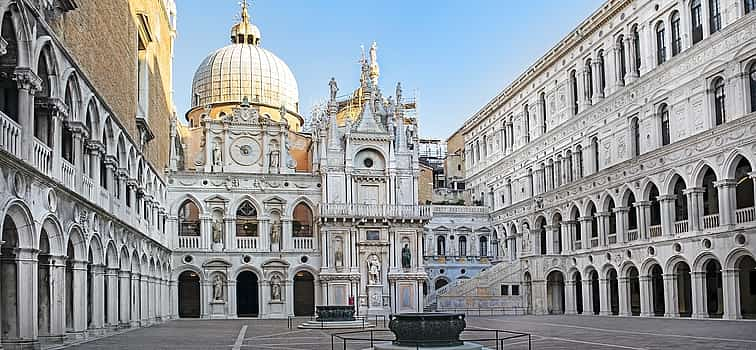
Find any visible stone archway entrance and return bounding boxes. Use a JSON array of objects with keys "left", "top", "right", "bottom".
[
  {"left": 651, "top": 265, "right": 665, "bottom": 316},
  {"left": 546, "top": 271, "right": 565, "bottom": 314},
  {"left": 608, "top": 268, "right": 619, "bottom": 315},
  {"left": 628, "top": 266, "right": 641, "bottom": 316},
  {"left": 237, "top": 271, "right": 259, "bottom": 317},
  {"left": 574, "top": 272, "right": 583, "bottom": 314},
  {"left": 293, "top": 271, "right": 315, "bottom": 316},
  {"left": 178, "top": 271, "right": 201, "bottom": 318}
]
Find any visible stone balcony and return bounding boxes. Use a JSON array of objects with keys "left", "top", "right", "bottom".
[{"left": 318, "top": 203, "right": 432, "bottom": 220}]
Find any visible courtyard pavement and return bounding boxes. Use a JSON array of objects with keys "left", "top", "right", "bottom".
[{"left": 64, "top": 315, "right": 756, "bottom": 349}]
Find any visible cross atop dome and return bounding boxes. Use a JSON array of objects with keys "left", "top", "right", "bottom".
[{"left": 231, "top": 0, "right": 261, "bottom": 45}]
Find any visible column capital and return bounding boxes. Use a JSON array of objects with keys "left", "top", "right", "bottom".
[
  {"left": 657, "top": 195, "right": 677, "bottom": 202},
  {"left": 634, "top": 201, "right": 652, "bottom": 208},
  {"left": 578, "top": 216, "right": 593, "bottom": 222},
  {"left": 683, "top": 187, "right": 705, "bottom": 195},
  {"left": 596, "top": 211, "right": 611, "bottom": 218},
  {"left": 748, "top": 171, "right": 756, "bottom": 180},
  {"left": 612, "top": 206, "right": 630, "bottom": 213},
  {"left": 13, "top": 67, "right": 42, "bottom": 92},
  {"left": 713, "top": 179, "right": 737, "bottom": 188}
]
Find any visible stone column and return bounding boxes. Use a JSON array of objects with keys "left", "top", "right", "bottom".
[
  {"left": 714, "top": 179, "right": 737, "bottom": 227},
  {"left": 613, "top": 206, "right": 629, "bottom": 243},
  {"left": 544, "top": 225, "right": 556, "bottom": 255},
  {"left": 140, "top": 275, "right": 149, "bottom": 324},
  {"left": 618, "top": 277, "right": 630, "bottom": 316},
  {"left": 634, "top": 201, "right": 651, "bottom": 240},
  {"left": 690, "top": 271, "right": 707, "bottom": 319},
  {"left": 15, "top": 248, "right": 38, "bottom": 343},
  {"left": 130, "top": 272, "right": 141, "bottom": 327},
  {"left": 722, "top": 268, "right": 740, "bottom": 319},
  {"left": 170, "top": 280, "right": 179, "bottom": 319},
  {"left": 684, "top": 187, "right": 705, "bottom": 232},
  {"left": 575, "top": 67, "right": 587, "bottom": 111},
  {"left": 639, "top": 275, "right": 652, "bottom": 317},
  {"left": 625, "top": 36, "right": 639, "bottom": 82},
  {"left": 105, "top": 268, "right": 119, "bottom": 328},
  {"left": 578, "top": 217, "right": 591, "bottom": 249},
  {"left": 70, "top": 260, "right": 89, "bottom": 335},
  {"left": 118, "top": 271, "right": 131, "bottom": 327},
  {"left": 13, "top": 69, "right": 41, "bottom": 161},
  {"left": 582, "top": 279, "right": 593, "bottom": 315},
  {"left": 663, "top": 273, "right": 678, "bottom": 317},
  {"left": 598, "top": 277, "right": 610, "bottom": 316},
  {"left": 563, "top": 221, "right": 576, "bottom": 252},
  {"left": 90, "top": 265, "right": 106, "bottom": 331},
  {"left": 591, "top": 59, "right": 603, "bottom": 101},
  {"left": 50, "top": 256, "right": 67, "bottom": 340},
  {"left": 564, "top": 280, "right": 576, "bottom": 315},
  {"left": 545, "top": 163, "right": 554, "bottom": 192},
  {"left": 596, "top": 212, "right": 610, "bottom": 246},
  {"left": 658, "top": 195, "right": 676, "bottom": 236},
  {"left": 227, "top": 278, "right": 237, "bottom": 318}
]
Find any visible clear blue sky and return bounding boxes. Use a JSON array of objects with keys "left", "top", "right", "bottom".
[{"left": 173, "top": 0, "right": 604, "bottom": 139}]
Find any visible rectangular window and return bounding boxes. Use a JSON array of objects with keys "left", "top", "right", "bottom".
[
  {"left": 511, "top": 285, "right": 520, "bottom": 296},
  {"left": 747, "top": 0, "right": 756, "bottom": 14},
  {"left": 692, "top": 2, "right": 703, "bottom": 44},
  {"left": 366, "top": 230, "right": 380, "bottom": 240},
  {"left": 709, "top": 0, "right": 721, "bottom": 34},
  {"left": 501, "top": 285, "right": 509, "bottom": 296},
  {"left": 656, "top": 26, "right": 666, "bottom": 65}
]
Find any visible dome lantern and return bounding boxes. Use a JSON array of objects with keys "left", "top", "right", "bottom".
[{"left": 231, "top": 1, "right": 261, "bottom": 45}]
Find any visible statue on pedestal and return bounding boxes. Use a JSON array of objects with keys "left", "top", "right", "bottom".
[
  {"left": 401, "top": 244, "right": 412, "bottom": 269},
  {"left": 213, "top": 275, "right": 224, "bottom": 301},
  {"left": 270, "top": 219, "right": 280, "bottom": 245},
  {"left": 212, "top": 143, "right": 222, "bottom": 166},
  {"left": 212, "top": 218, "right": 223, "bottom": 243},
  {"left": 334, "top": 239, "right": 344, "bottom": 268},
  {"left": 368, "top": 255, "right": 381, "bottom": 285},
  {"left": 271, "top": 276, "right": 282, "bottom": 301},
  {"left": 329, "top": 77, "right": 339, "bottom": 101}
]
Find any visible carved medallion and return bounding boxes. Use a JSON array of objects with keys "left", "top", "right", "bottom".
[{"left": 229, "top": 137, "right": 262, "bottom": 166}]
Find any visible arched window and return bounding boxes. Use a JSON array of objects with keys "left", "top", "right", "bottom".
[
  {"left": 179, "top": 200, "right": 200, "bottom": 236},
  {"left": 585, "top": 59, "right": 594, "bottom": 101},
  {"left": 631, "top": 117, "right": 640, "bottom": 157},
  {"left": 709, "top": 0, "right": 721, "bottom": 34},
  {"left": 713, "top": 78, "right": 726, "bottom": 126},
  {"left": 570, "top": 70, "right": 579, "bottom": 115},
  {"left": 523, "top": 104, "right": 530, "bottom": 143},
  {"left": 528, "top": 168, "right": 534, "bottom": 196},
  {"left": 702, "top": 168, "right": 719, "bottom": 216},
  {"left": 566, "top": 150, "right": 574, "bottom": 182},
  {"left": 691, "top": 0, "right": 703, "bottom": 44},
  {"left": 627, "top": 193, "right": 638, "bottom": 232},
  {"left": 0, "top": 13, "right": 19, "bottom": 122},
  {"left": 292, "top": 203, "right": 313, "bottom": 237},
  {"left": 617, "top": 35, "right": 626, "bottom": 85},
  {"left": 555, "top": 156, "right": 562, "bottom": 187},
  {"left": 437, "top": 236, "right": 446, "bottom": 256},
  {"left": 671, "top": 12, "right": 682, "bottom": 56},
  {"left": 656, "top": 21, "right": 666, "bottom": 65},
  {"left": 459, "top": 236, "right": 467, "bottom": 256},
  {"left": 632, "top": 26, "right": 641, "bottom": 72},
  {"left": 482, "top": 135, "right": 488, "bottom": 158},
  {"left": 749, "top": 63, "right": 756, "bottom": 113},
  {"left": 734, "top": 158, "right": 754, "bottom": 210},
  {"left": 62, "top": 80, "right": 76, "bottom": 163},
  {"left": 576, "top": 145, "right": 584, "bottom": 178},
  {"left": 236, "top": 201, "right": 258, "bottom": 237},
  {"left": 479, "top": 236, "right": 488, "bottom": 257},
  {"left": 598, "top": 51, "right": 606, "bottom": 95},
  {"left": 673, "top": 178, "right": 688, "bottom": 222},
  {"left": 591, "top": 137, "right": 599, "bottom": 173},
  {"left": 502, "top": 122, "right": 507, "bottom": 153},
  {"left": 660, "top": 104, "right": 671, "bottom": 146},
  {"left": 747, "top": 0, "right": 756, "bottom": 14},
  {"left": 539, "top": 92, "right": 547, "bottom": 134}
]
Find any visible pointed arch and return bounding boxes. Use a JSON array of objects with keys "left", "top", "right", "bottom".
[{"left": 106, "top": 241, "right": 119, "bottom": 268}]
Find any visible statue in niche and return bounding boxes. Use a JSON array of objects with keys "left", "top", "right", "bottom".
[
  {"left": 213, "top": 275, "right": 224, "bottom": 301},
  {"left": 212, "top": 218, "right": 223, "bottom": 243},
  {"left": 270, "top": 219, "right": 281, "bottom": 245},
  {"left": 212, "top": 143, "right": 222, "bottom": 166},
  {"left": 271, "top": 276, "right": 282, "bottom": 301},
  {"left": 401, "top": 243, "right": 411, "bottom": 269},
  {"left": 269, "top": 143, "right": 280, "bottom": 172},
  {"left": 329, "top": 77, "right": 339, "bottom": 101},
  {"left": 334, "top": 239, "right": 344, "bottom": 268},
  {"left": 368, "top": 255, "right": 381, "bottom": 285}
]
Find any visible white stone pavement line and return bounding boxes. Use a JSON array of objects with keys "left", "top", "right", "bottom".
[
  {"left": 245, "top": 329, "right": 312, "bottom": 339},
  {"left": 478, "top": 318, "right": 756, "bottom": 344},
  {"left": 232, "top": 325, "right": 248, "bottom": 350},
  {"left": 538, "top": 336, "right": 648, "bottom": 350}
]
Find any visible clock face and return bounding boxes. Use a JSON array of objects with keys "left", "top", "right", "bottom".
[{"left": 229, "top": 137, "right": 262, "bottom": 166}]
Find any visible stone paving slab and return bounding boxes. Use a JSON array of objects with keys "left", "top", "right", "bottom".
[{"left": 66, "top": 316, "right": 756, "bottom": 350}]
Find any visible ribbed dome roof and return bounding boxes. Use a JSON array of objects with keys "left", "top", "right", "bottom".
[{"left": 190, "top": 43, "right": 299, "bottom": 112}]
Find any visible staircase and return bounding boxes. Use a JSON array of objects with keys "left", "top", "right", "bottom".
[{"left": 432, "top": 260, "right": 525, "bottom": 312}]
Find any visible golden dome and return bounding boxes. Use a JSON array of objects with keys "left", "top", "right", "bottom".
[{"left": 190, "top": 2, "right": 299, "bottom": 113}]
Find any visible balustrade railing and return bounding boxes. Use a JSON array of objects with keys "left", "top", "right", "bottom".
[
  {"left": 0, "top": 112, "right": 21, "bottom": 158},
  {"left": 32, "top": 139, "right": 51, "bottom": 175},
  {"left": 703, "top": 214, "right": 719, "bottom": 229},
  {"left": 320, "top": 203, "right": 432, "bottom": 219},
  {"left": 236, "top": 236, "right": 258, "bottom": 250},
  {"left": 82, "top": 176, "right": 94, "bottom": 201},
  {"left": 627, "top": 229, "right": 638, "bottom": 241},
  {"left": 648, "top": 225, "right": 662, "bottom": 238},
  {"left": 292, "top": 236, "right": 313, "bottom": 251},
  {"left": 61, "top": 159, "right": 75, "bottom": 189},
  {"left": 178, "top": 235, "right": 201, "bottom": 249},
  {"left": 674, "top": 220, "right": 689, "bottom": 234},
  {"left": 431, "top": 205, "right": 488, "bottom": 214},
  {"left": 590, "top": 238, "right": 599, "bottom": 247},
  {"left": 735, "top": 207, "right": 754, "bottom": 224}
]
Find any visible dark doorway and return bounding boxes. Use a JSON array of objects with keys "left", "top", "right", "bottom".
[
  {"left": 590, "top": 271, "right": 600, "bottom": 315},
  {"left": 237, "top": 271, "right": 259, "bottom": 317},
  {"left": 178, "top": 271, "right": 200, "bottom": 318},
  {"left": 628, "top": 267, "right": 641, "bottom": 316},
  {"left": 651, "top": 265, "right": 665, "bottom": 316},
  {"left": 294, "top": 271, "right": 315, "bottom": 316},
  {"left": 608, "top": 269, "right": 619, "bottom": 315},
  {"left": 574, "top": 272, "right": 583, "bottom": 314}
]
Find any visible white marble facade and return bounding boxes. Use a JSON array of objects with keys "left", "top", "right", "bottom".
[{"left": 441, "top": 0, "right": 756, "bottom": 319}]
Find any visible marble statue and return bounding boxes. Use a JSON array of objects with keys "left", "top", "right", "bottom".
[
  {"left": 213, "top": 275, "right": 223, "bottom": 301},
  {"left": 368, "top": 255, "right": 381, "bottom": 285},
  {"left": 271, "top": 277, "right": 281, "bottom": 301},
  {"left": 279, "top": 104, "right": 287, "bottom": 120},
  {"left": 329, "top": 77, "right": 339, "bottom": 100},
  {"left": 212, "top": 218, "right": 223, "bottom": 243},
  {"left": 395, "top": 82, "right": 402, "bottom": 103},
  {"left": 334, "top": 240, "right": 344, "bottom": 267},
  {"left": 401, "top": 244, "right": 411, "bottom": 269},
  {"left": 270, "top": 219, "right": 280, "bottom": 245},
  {"left": 212, "top": 143, "right": 222, "bottom": 166},
  {"left": 269, "top": 148, "right": 280, "bottom": 171}
]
